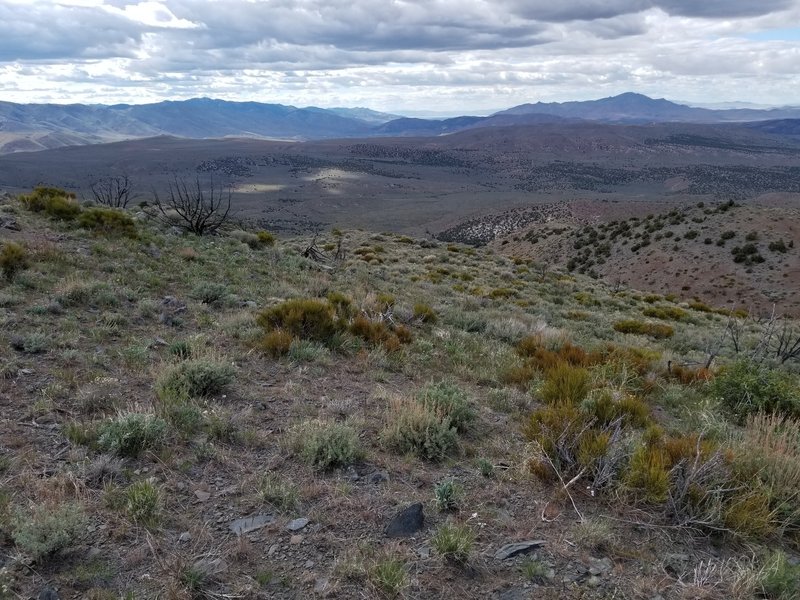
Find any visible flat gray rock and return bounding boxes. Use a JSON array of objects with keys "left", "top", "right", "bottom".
[
  {"left": 494, "top": 540, "right": 546, "bottom": 560},
  {"left": 229, "top": 514, "right": 274, "bottom": 535},
  {"left": 287, "top": 517, "right": 310, "bottom": 531}
]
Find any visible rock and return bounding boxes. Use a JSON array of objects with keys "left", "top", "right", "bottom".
[
  {"left": 290, "top": 535, "right": 303, "bottom": 545},
  {"left": 192, "top": 557, "right": 228, "bottom": 578},
  {"left": 194, "top": 490, "right": 211, "bottom": 502},
  {"left": 417, "top": 546, "right": 431, "bottom": 559},
  {"left": 287, "top": 517, "right": 309, "bottom": 531},
  {"left": 179, "top": 531, "right": 192, "bottom": 543},
  {"left": 144, "top": 244, "right": 161, "bottom": 258},
  {"left": 586, "top": 575, "right": 602, "bottom": 587},
  {"left": 367, "top": 470, "right": 389, "bottom": 484},
  {"left": 241, "top": 300, "right": 258, "bottom": 309},
  {"left": 0, "top": 216, "right": 20, "bottom": 231},
  {"left": 314, "top": 577, "right": 330, "bottom": 594},
  {"left": 229, "top": 514, "right": 274, "bottom": 535},
  {"left": 38, "top": 588, "right": 59, "bottom": 600},
  {"left": 587, "top": 557, "right": 613, "bottom": 576},
  {"left": 304, "top": 560, "right": 315, "bottom": 568},
  {"left": 385, "top": 503, "right": 424, "bottom": 538},
  {"left": 494, "top": 540, "right": 546, "bottom": 560}
]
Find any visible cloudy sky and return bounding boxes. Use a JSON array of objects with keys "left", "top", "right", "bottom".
[{"left": 1, "top": 0, "right": 799, "bottom": 114}]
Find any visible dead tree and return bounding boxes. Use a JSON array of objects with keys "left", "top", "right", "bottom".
[
  {"left": 775, "top": 319, "right": 800, "bottom": 364},
  {"left": 154, "top": 176, "right": 232, "bottom": 235},
  {"left": 90, "top": 174, "right": 135, "bottom": 208}
]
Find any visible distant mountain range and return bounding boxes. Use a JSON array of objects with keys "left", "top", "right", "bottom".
[{"left": 1, "top": 92, "right": 799, "bottom": 154}]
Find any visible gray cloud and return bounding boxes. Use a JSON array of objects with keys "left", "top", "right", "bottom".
[{"left": 0, "top": 3, "right": 144, "bottom": 61}]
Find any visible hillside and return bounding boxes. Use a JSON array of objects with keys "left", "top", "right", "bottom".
[
  {"left": 3, "top": 94, "right": 800, "bottom": 154},
  {"left": 0, "top": 189, "right": 799, "bottom": 599}
]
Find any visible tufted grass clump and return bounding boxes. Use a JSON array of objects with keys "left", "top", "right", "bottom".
[
  {"left": 1, "top": 242, "right": 29, "bottom": 281},
  {"left": 11, "top": 502, "right": 88, "bottom": 561},
  {"left": 614, "top": 320, "right": 674, "bottom": 339},
  {"left": 412, "top": 302, "right": 437, "bottom": 323},
  {"left": 540, "top": 363, "right": 591, "bottom": 405},
  {"left": 642, "top": 305, "right": 688, "bottom": 321},
  {"left": 259, "top": 329, "right": 294, "bottom": 357},
  {"left": 381, "top": 398, "right": 458, "bottom": 461},
  {"left": 416, "top": 381, "right": 475, "bottom": 432},
  {"left": 288, "top": 419, "right": 363, "bottom": 470},
  {"left": 258, "top": 474, "right": 299, "bottom": 513},
  {"left": 431, "top": 522, "right": 475, "bottom": 563},
  {"left": 77, "top": 207, "right": 137, "bottom": 238},
  {"left": 369, "top": 557, "right": 408, "bottom": 598},
  {"left": 155, "top": 358, "right": 235, "bottom": 403},
  {"left": 96, "top": 413, "right": 167, "bottom": 458},
  {"left": 125, "top": 479, "right": 161, "bottom": 527}
]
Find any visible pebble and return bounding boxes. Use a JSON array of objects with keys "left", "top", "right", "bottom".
[
  {"left": 287, "top": 517, "right": 309, "bottom": 531},
  {"left": 229, "top": 514, "right": 274, "bottom": 535},
  {"left": 179, "top": 532, "right": 192, "bottom": 543},
  {"left": 290, "top": 535, "right": 303, "bottom": 545}
]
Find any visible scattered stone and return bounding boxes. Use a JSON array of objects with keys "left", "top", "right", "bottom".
[
  {"left": 38, "top": 587, "right": 59, "bottom": 600},
  {"left": 194, "top": 490, "right": 211, "bottom": 502},
  {"left": 287, "top": 517, "right": 309, "bottom": 531},
  {"left": 494, "top": 540, "right": 546, "bottom": 560},
  {"left": 229, "top": 514, "right": 274, "bottom": 535},
  {"left": 0, "top": 216, "right": 20, "bottom": 231},
  {"left": 268, "top": 544, "right": 278, "bottom": 556},
  {"left": 367, "top": 470, "right": 389, "bottom": 484},
  {"left": 586, "top": 575, "right": 602, "bottom": 587},
  {"left": 290, "top": 535, "right": 303, "bottom": 545},
  {"left": 417, "top": 546, "right": 431, "bottom": 559},
  {"left": 179, "top": 531, "right": 192, "bottom": 543},
  {"left": 304, "top": 560, "right": 315, "bottom": 568},
  {"left": 385, "top": 503, "right": 424, "bottom": 538},
  {"left": 192, "top": 557, "right": 228, "bottom": 579},
  {"left": 241, "top": 300, "right": 258, "bottom": 309}
]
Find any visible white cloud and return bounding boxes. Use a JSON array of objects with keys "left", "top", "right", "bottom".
[{"left": 0, "top": 0, "right": 798, "bottom": 110}]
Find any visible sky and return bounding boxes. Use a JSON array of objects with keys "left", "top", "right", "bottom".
[{"left": 1, "top": 0, "right": 799, "bottom": 114}]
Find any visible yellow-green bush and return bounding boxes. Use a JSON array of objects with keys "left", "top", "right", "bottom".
[
  {"left": 257, "top": 298, "right": 339, "bottom": 342},
  {"left": 613, "top": 319, "right": 674, "bottom": 339},
  {"left": 0, "top": 242, "right": 28, "bottom": 280},
  {"left": 19, "top": 186, "right": 80, "bottom": 220},
  {"left": 78, "top": 207, "right": 137, "bottom": 238}
]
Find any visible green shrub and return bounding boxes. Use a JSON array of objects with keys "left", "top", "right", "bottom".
[
  {"left": 289, "top": 419, "right": 363, "bottom": 470},
  {"left": 125, "top": 480, "right": 161, "bottom": 526},
  {"left": 155, "top": 358, "right": 235, "bottom": 402},
  {"left": 0, "top": 242, "right": 28, "bottom": 280},
  {"left": 11, "top": 502, "right": 87, "bottom": 561},
  {"left": 758, "top": 551, "right": 800, "bottom": 599},
  {"left": 712, "top": 360, "right": 800, "bottom": 421},
  {"left": 613, "top": 319, "right": 674, "bottom": 339},
  {"left": 19, "top": 186, "right": 80, "bottom": 220},
  {"left": 416, "top": 382, "right": 475, "bottom": 432},
  {"left": 431, "top": 522, "right": 474, "bottom": 562},
  {"left": 78, "top": 208, "right": 137, "bottom": 238},
  {"left": 434, "top": 478, "right": 463, "bottom": 512},
  {"left": 381, "top": 399, "right": 458, "bottom": 461},
  {"left": 96, "top": 413, "right": 167, "bottom": 457},
  {"left": 256, "top": 298, "right": 339, "bottom": 342},
  {"left": 191, "top": 282, "right": 230, "bottom": 305}
]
